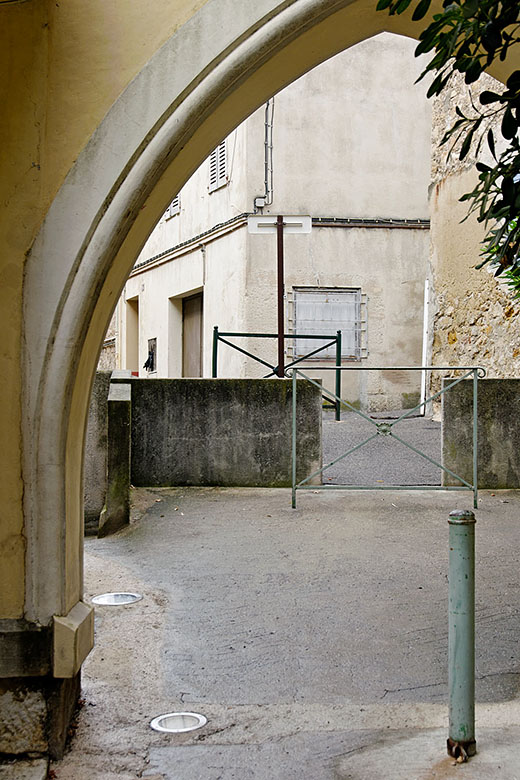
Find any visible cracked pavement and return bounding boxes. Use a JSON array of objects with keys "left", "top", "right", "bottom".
[{"left": 50, "top": 487, "right": 520, "bottom": 779}]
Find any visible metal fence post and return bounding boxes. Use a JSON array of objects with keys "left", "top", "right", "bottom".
[
  {"left": 212, "top": 326, "right": 219, "bottom": 378},
  {"left": 473, "top": 369, "right": 478, "bottom": 509},
  {"left": 292, "top": 370, "right": 297, "bottom": 509},
  {"left": 447, "top": 509, "right": 476, "bottom": 761},
  {"left": 335, "top": 330, "right": 342, "bottom": 421}
]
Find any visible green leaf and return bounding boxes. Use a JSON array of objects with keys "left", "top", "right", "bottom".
[
  {"left": 412, "top": 0, "right": 432, "bottom": 21},
  {"left": 465, "top": 59, "right": 483, "bottom": 84},
  {"left": 393, "top": 0, "right": 413, "bottom": 14},
  {"left": 479, "top": 90, "right": 502, "bottom": 105},
  {"left": 462, "top": 0, "right": 479, "bottom": 18},
  {"left": 506, "top": 70, "right": 520, "bottom": 90},
  {"left": 502, "top": 107, "right": 518, "bottom": 140},
  {"left": 488, "top": 129, "right": 497, "bottom": 160},
  {"left": 501, "top": 176, "right": 515, "bottom": 203},
  {"left": 376, "top": 0, "right": 393, "bottom": 10},
  {"left": 459, "top": 130, "right": 474, "bottom": 161},
  {"left": 482, "top": 22, "right": 502, "bottom": 53},
  {"left": 426, "top": 71, "right": 450, "bottom": 98}
]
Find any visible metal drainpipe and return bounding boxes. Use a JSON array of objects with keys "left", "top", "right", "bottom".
[
  {"left": 253, "top": 98, "right": 274, "bottom": 212},
  {"left": 447, "top": 509, "right": 477, "bottom": 762}
]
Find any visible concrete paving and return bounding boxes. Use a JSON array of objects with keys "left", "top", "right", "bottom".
[{"left": 49, "top": 487, "right": 520, "bottom": 779}]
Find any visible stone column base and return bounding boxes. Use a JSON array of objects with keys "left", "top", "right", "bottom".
[{"left": 0, "top": 673, "right": 80, "bottom": 760}]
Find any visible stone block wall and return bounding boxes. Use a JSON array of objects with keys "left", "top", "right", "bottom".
[{"left": 429, "top": 72, "right": 520, "bottom": 393}]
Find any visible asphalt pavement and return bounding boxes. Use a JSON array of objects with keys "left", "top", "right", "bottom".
[
  {"left": 322, "top": 409, "right": 442, "bottom": 486},
  {"left": 47, "top": 486, "right": 520, "bottom": 780}
]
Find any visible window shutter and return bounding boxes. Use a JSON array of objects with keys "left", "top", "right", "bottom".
[
  {"left": 209, "top": 140, "right": 227, "bottom": 192},
  {"left": 293, "top": 288, "right": 366, "bottom": 359},
  {"left": 165, "top": 195, "right": 180, "bottom": 219}
]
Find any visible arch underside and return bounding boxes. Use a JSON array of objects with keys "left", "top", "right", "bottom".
[{"left": 22, "top": 0, "right": 516, "bottom": 623}]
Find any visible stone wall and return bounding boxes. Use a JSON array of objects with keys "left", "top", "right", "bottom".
[
  {"left": 429, "top": 73, "right": 520, "bottom": 390},
  {"left": 127, "top": 378, "right": 321, "bottom": 488}
]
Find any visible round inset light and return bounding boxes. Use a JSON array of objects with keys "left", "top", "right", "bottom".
[
  {"left": 91, "top": 592, "right": 143, "bottom": 606},
  {"left": 150, "top": 712, "right": 207, "bottom": 733}
]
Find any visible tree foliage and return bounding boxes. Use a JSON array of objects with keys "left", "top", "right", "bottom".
[{"left": 376, "top": 0, "right": 520, "bottom": 295}]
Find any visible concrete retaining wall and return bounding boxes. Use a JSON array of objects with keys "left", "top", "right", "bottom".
[
  {"left": 98, "top": 382, "right": 131, "bottom": 537},
  {"left": 127, "top": 378, "right": 321, "bottom": 487},
  {"left": 442, "top": 378, "right": 520, "bottom": 488},
  {"left": 84, "top": 371, "right": 112, "bottom": 534}
]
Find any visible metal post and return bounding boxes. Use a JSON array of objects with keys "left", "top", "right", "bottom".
[
  {"left": 335, "top": 330, "right": 342, "bottom": 421},
  {"left": 292, "top": 370, "right": 297, "bottom": 508},
  {"left": 276, "top": 215, "right": 285, "bottom": 378},
  {"left": 473, "top": 369, "right": 478, "bottom": 509},
  {"left": 447, "top": 509, "right": 476, "bottom": 761},
  {"left": 212, "top": 326, "right": 219, "bottom": 378}
]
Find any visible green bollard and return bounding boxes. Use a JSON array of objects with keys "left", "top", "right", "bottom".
[{"left": 447, "top": 509, "right": 476, "bottom": 761}]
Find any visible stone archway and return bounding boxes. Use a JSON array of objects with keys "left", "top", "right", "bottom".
[{"left": 18, "top": 0, "right": 516, "bottom": 756}]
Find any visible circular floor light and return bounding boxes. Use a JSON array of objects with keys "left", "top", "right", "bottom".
[
  {"left": 150, "top": 712, "right": 207, "bottom": 734},
  {"left": 91, "top": 592, "right": 143, "bottom": 606}
]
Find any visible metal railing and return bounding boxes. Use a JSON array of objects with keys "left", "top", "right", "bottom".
[
  {"left": 290, "top": 365, "right": 486, "bottom": 509},
  {"left": 212, "top": 326, "right": 343, "bottom": 420}
]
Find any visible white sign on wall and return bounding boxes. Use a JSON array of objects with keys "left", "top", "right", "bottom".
[{"left": 247, "top": 215, "right": 312, "bottom": 234}]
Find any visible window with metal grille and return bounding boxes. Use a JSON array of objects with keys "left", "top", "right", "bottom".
[
  {"left": 209, "top": 140, "right": 227, "bottom": 192},
  {"left": 164, "top": 195, "right": 180, "bottom": 219},
  {"left": 291, "top": 287, "right": 367, "bottom": 360}
]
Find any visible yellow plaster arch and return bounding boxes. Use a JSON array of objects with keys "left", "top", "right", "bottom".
[{"left": 22, "top": 0, "right": 518, "bottom": 631}]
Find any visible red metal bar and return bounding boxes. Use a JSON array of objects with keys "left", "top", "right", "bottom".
[{"left": 277, "top": 214, "right": 284, "bottom": 378}]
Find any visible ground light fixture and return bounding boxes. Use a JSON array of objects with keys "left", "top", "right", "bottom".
[
  {"left": 150, "top": 712, "right": 208, "bottom": 733},
  {"left": 91, "top": 592, "right": 143, "bottom": 605}
]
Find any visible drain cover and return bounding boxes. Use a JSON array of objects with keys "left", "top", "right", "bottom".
[
  {"left": 150, "top": 712, "right": 207, "bottom": 733},
  {"left": 91, "top": 592, "right": 143, "bottom": 606}
]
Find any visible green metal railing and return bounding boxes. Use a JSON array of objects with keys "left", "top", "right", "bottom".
[
  {"left": 212, "top": 325, "right": 343, "bottom": 420},
  {"left": 290, "top": 365, "right": 486, "bottom": 509}
]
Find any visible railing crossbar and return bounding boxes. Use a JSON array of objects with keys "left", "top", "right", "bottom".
[
  {"left": 213, "top": 327, "right": 343, "bottom": 420},
  {"left": 263, "top": 339, "right": 336, "bottom": 378},
  {"left": 290, "top": 364, "right": 484, "bottom": 508},
  {"left": 298, "top": 432, "right": 379, "bottom": 487},
  {"left": 217, "top": 336, "right": 275, "bottom": 372}
]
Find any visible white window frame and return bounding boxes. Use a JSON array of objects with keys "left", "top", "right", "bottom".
[
  {"left": 164, "top": 195, "right": 180, "bottom": 219},
  {"left": 288, "top": 287, "right": 368, "bottom": 361},
  {"left": 209, "top": 140, "right": 227, "bottom": 192}
]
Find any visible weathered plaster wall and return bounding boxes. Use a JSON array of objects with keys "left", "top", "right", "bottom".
[
  {"left": 123, "top": 228, "right": 249, "bottom": 378},
  {"left": 0, "top": 0, "right": 210, "bottom": 620},
  {"left": 260, "top": 32, "right": 431, "bottom": 219},
  {"left": 245, "top": 225, "right": 429, "bottom": 408}
]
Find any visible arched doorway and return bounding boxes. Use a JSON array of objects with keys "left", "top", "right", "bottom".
[{"left": 18, "top": 0, "right": 516, "bottom": 756}]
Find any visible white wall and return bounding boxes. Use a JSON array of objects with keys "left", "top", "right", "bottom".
[
  {"left": 118, "top": 32, "right": 432, "bottom": 409},
  {"left": 248, "top": 32, "right": 431, "bottom": 220}
]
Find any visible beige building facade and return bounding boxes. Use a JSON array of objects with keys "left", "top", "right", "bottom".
[
  {"left": 117, "top": 33, "right": 432, "bottom": 410},
  {"left": 1, "top": 0, "right": 519, "bottom": 760}
]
